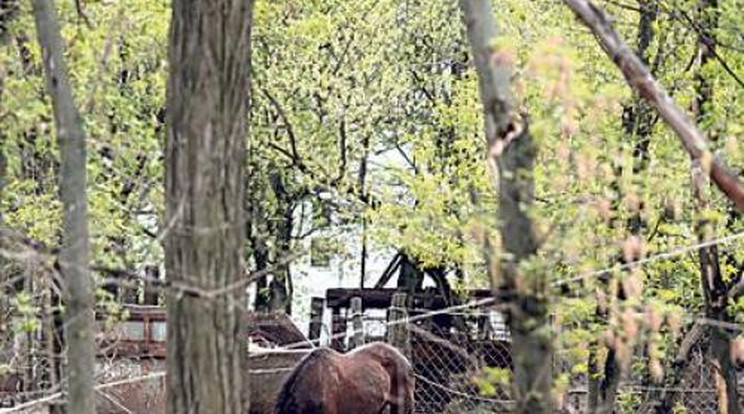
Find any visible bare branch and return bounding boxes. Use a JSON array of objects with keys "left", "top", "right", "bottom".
[
  {"left": 74, "top": 0, "right": 93, "bottom": 28},
  {"left": 330, "top": 115, "right": 348, "bottom": 186},
  {"left": 262, "top": 88, "right": 301, "bottom": 162}
]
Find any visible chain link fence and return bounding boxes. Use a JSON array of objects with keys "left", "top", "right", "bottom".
[
  {"left": 374, "top": 305, "right": 744, "bottom": 414},
  {"left": 4, "top": 294, "right": 744, "bottom": 413},
  {"left": 403, "top": 310, "right": 514, "bottom": 413}
]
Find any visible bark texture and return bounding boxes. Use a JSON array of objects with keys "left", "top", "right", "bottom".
[
  {"left": 164, "top": 1, "right": 254, "bottom": 413},
  {"left": 692, "top": 164, "right": 740, "bottom": 414},
  {"left": 459, "top": 1, "right": 551, "bottom": 412},
  {"left": 32, "top": 0, "right": 95, "bottom": 412}
]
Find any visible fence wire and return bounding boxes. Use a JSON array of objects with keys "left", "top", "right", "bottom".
[
  {"left": 407, "top": 321, "right": 513, "bottom": 413},
  {"left": 354, "top": 304, "right": 744, "bottom": 414},
  {"left": 3, "top": 297, "right": 744, "bottom": 413}
]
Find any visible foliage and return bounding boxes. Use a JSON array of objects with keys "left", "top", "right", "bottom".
[{"left": 1, "top": 0, "right": 743, "bottom": 409}]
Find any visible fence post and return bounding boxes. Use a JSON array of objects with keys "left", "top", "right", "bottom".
[
  {"left": 143, "top": 265, "right": 159, "bottom": 305},
  {"left": 386, "top": 293, "right": 409, "bottom": 356},
  {"left": 331, "top": 306, "right": 347, "bottom": 351},
  {"left": 349, "top": 296, "right": 364, "bottom": 349},
  {"left": 308, "top": 297, "right": 324, "bottom": 341}
]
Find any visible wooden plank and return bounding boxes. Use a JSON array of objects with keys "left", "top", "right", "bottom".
[
  {"left": 349, "top": 297, "right": 364, "bottom": 349},
  {"left": 325, "top": 288, "right": 497, "bottom": 308}
]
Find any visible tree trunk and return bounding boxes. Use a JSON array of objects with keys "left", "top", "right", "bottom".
[
  {"left": 252, "top": 239, "right": 270, "bottom": 311},
  {"left": 0, "top": 100, "right": 5, "bottom": 206},
  {"left": 692, "top": 177, "right": 739, "bottom": 414},
  {"left": 32, "top": 1, "right": 95, "bottom": 413},
  {"left": 164, "top": 0, "right": 254, "bottom": 413},
  {"left": 270, "top": 209, "right": 293, "bottom": 314},
  {"left": 0, "top": 69, "right": 8, "bottom": 371},
  {"left": 691, "top": 0, "right": 717, "bottom": 131},
  {"left": 653, "top": 322, "right": 706, "bottom": 413},
  {"left": 459, "top": 1, "right": 551, "bottom": 413},
  {"left": 588, "top": 275, "right": 623, "bottom": 414},
  {"left": 358, "top": 133, "right": 370, "bottom": 289},
  {"left": 699, "top": 243, "right": 740, "bottom": 414},
  {"left": 589, "top": 3, "right": 659, "bottom": 411},
  {"left": 267, "top": 171, "right": 293, "bottom": 314},
  {"left": 397, "top": 253, "right": 424, "bottom": 295},
  {"left": 247, "top": 166, "right": 270, "bottom": 312},
  {"left": 690, "top": 1, "right": 739, "bottom": 410},
  {"left": 691, "top": 1, "right": 739, "bottom": 410}
]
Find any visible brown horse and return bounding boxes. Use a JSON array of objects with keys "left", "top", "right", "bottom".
[{"left": 273, "top": 342, "right": 415, "bottom": 414}]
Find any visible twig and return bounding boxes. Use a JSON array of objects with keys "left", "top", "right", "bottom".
[{"left": 74, "top": 0, "right": 93, "bottom": 28}]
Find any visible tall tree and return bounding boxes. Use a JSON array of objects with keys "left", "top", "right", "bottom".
[
  {"left": 691, "top": 1, "right": 739, "bottom": 411},
  {"left": 164, "top": 0, "right": 254, "bottom": 413},
  {"left": 32, "top": 0, "right": 95, "bottom": 413},
  {"left": 459, "top": 1, "right": 551, "bottom": 412},
  {"left": 588, "top": 2, "right": 659, "bottom": 412},
  {"left": 562, "top": 0, "right": 744, "bottom": 211},
  {"left": 562, "top": 0, "right": 744, "bottom": 411}
]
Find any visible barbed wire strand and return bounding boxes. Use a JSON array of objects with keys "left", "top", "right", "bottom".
[
  {"left": 0, "top": 370, "right": 166, "bottom": 414},
  {"left": 552, "top": 229, "right": 744, "bottom": 287},
  {"left": 6, "top": 304, "right": 744, "bottom": 411}
]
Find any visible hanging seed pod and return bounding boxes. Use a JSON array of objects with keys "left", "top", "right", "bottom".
[
  {"left": 602, "top": 329, "right": 616, "bottom": 349},
  {"left": 666, "top": 311, "right": 683, "bottom": 337},
  {"left": 622, "top": 235, "right": 643, "bottom": 263},
  {"left": 644, "top": 305, "right": 662, "bottom": 333},
  {"left": 616, "top": 339, "right": 632, "bottom": 370},
  {"left": 621, "top": 308, "right": 639, "bottom": 339},
  {"left": 596, "top": 289, "right": 608, "bottom": 314},
  {"left": 649, "top": 357, "right": 664, "bottom": 383},
  {"left": 624, "top": 191, "right": 641, "bottom": 212},
  {"left": 596, "top": 198, "right": 612, "bottom": 222},
  {"left": 622, "top": 269, "right": 643, "bottom": 299}
]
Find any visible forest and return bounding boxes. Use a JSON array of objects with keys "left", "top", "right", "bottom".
[{"left": 1, "top": 0, "right": 744, "bottom": 413}]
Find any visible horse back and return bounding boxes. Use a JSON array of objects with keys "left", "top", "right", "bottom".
[
  {"left": 346, "top": 343, "right": 415, "bottom": 412},
  {"left": 336, "top": 356, "right": 390, "bottom": 414},
  {"left": 274, "top": 348, "right": 341, "bottom": 414}
]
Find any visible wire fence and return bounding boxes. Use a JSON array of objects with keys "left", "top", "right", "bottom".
[
  {"left": 2, "top": 295, "right": 744, "bottom": 413},
  {"left": 331, "top": 300, "right": 744, "bottom": 414},
  {"left": 407, "top": 321, "right": 512, "bottom": 413},
  {"left": 3, "top": 227, "right": 744, "bottom": 412}
]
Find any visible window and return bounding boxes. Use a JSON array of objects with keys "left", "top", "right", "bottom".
[
  {"left": 310, "top": 237, "right": 334, "bottom": 268},
  {"left": 121, "top": 321, "right": 145, "bottom": 341},
  {"left": 151, "top": 321, "right": 167, "bottom": 342}
]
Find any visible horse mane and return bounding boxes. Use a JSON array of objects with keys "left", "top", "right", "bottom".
[{"left": 274, "top": 347, "right": 335, "bottom": 414}]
